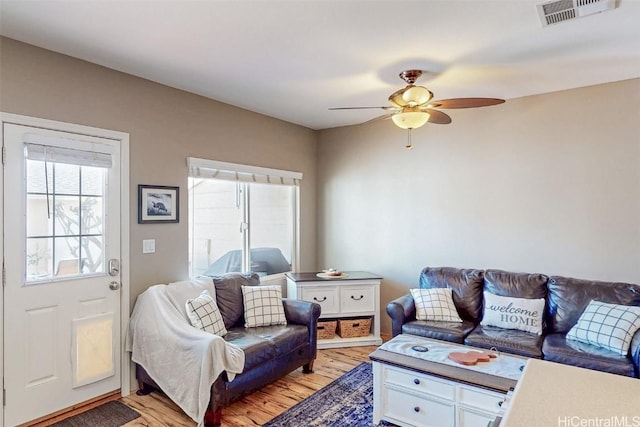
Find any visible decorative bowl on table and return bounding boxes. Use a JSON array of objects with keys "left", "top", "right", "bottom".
[{"left": 316, "top": 269, "right": 347, "bottom": 278}]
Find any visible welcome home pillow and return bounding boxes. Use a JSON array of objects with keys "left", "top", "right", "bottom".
[
  {"left": 410, "top": 288, "right": 463, "bottom": 323},
  {"left": 241, "top": 285, "right": 287, "bottom": 328},
  {"left": 481, "top": 292, "right": 545, "bottom": 335},
  {"left": 567, "top": 300, "right": 640, "bottom": 356},
  {"left": 186, "top": 290, "right": 227, "bottom": 336}
]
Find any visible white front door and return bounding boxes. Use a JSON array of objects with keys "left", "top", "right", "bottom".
[{"left": 3, "top": 122, "right": 123, "bottom": 425}]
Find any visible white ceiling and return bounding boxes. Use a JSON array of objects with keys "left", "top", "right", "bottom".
[{"left": 1, "top": 0, "right": 639, "bottom": 130}]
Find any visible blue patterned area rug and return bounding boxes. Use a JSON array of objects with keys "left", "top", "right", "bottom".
[{"left": 264, "top": 362, "right": 388, "bottom": 427}]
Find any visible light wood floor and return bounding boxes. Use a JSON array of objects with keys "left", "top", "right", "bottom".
[{"left": 122, "top": 346, "right": 377, "bottom": 427}]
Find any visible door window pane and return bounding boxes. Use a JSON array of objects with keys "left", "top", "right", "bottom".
[
  {"left": 81, "top": 167, "right": 104, "bottom": 196},
  {"left": 26, "top": 159, "right": 53, "bottom": 193},
  {"left": 54, "top": 163, "right": 80, "bottom": 195},
  {"left": 54, "top": 237, "right": 80, "bottom": 276},
  {"left": 26, "top": 238, "right": 53, "bottom": 279},
  {"left": 26, "top": 194, "right": 53, "bottom": 237},
  {"left": 81, "top": 196, "right": 103, "bottom": 235},
  {"left": 25, "top": 159, "right": 106, "bottom": 282},
  {"left": 54, "top": 196, "right": 80, "bottom": 236},
  {"left": 81, "top": 236, "right": 104, "bottom": 274}
]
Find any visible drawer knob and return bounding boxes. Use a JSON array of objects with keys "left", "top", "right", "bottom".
[
  {"left": 498, "top": 400, "right": 504, "bottom": 407},
  {"left": 313, "top": 296, "right": 327, "bottom": 302},
  {"left": 413, "top": 378, "right": 420, "bottom": 385},
  {"left": 413, "top": 406, "right": 420, "bottom": 413},
  {"left": 350, "top": 295, "right": 364, "bottom": 300}
]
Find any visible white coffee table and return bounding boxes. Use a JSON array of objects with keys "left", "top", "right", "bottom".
[{"left": 370, "top": 335, "right": 526, "bottom": 427}]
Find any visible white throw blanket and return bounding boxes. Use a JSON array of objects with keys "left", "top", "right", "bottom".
[{"left": 126, "top": 277, "right": 245, "bottom": 426}]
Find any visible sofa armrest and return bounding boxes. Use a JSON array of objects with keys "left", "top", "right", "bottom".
[
  {"left": 632, "top": 328, "right": 640, "bottom": 378},
  {"left": 283, "top": 298, "right": 322, "bottom": 356},
  {"left": 386, "top": 294, "right": 416, "bottom": 337},
  {"left": 283, "top": 298, "right": 321, "bottom": 325}
]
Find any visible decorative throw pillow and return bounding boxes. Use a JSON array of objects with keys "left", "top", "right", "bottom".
[
  {"left": 241, "top": 285, "right": 287, "bottom": 328},
  {"left": 410, "top": 288, "right": 463, "bottom": 323},
  {"left": 567, "top": 300, "right": 640, "bottom": 356},
  {"left": 185, "top": 290, "right": 227, "bottom": 336},
  {"left": 481, "top": 292, "right": 545, "bottom": 335},
  {"left": 213, "top": 273, "right": 261, "bottom": 329}
]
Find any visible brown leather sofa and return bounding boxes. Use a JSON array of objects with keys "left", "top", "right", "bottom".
[
  {"left": 136, "top": 273, "right": 321, "bottom": 426},
  {"left": 387, "top": 267, "right": 640, "bottom": 378}
]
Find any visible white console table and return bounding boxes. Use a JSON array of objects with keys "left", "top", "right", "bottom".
[{"left": 285, "top": 271, "right": 383, "bottom": 349}]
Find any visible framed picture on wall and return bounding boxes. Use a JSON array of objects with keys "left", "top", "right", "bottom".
[{"left": 138, "top": 185, "right": 179, "bottom": 224}]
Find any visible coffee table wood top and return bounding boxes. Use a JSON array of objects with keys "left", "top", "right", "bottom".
[{"left": 370, "top": 342, "right": 519, "bottom": 393}]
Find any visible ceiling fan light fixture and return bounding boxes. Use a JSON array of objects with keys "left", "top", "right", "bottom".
[
  {"left": 391, "top": 110, "right": 430, "bottom": 130},
  {"left": 402, "top": 85, "right": 433, "bottom": 106}
]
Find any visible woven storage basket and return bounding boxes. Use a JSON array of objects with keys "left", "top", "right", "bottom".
[
  {"left": 316, "top": 320, "right": 338, "bottom": 340},
  {"left": 337, "top": 317, "right": 372, "bottom": 338}
]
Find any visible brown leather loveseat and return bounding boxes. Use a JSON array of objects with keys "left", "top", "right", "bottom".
[{"left": 134, "top": 273, "right": 321, "bottom": 426}]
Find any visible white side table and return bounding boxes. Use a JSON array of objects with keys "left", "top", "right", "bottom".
[{"left": 285, "top": 271, "right": 383, "bottom": 349}]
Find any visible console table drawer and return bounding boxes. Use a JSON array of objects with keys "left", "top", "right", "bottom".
[
  {"left": 458, "top": 386, "right": 505, "bottom": 413},
  {"left": 300, "top": 287, "right": 339, "bottom": 315},
  {"left": 385, "top": 366, "right": 455, "bottom": 401},
  {"left": 340, "top": 285, "right": 376, "bottom": 313},
  {"left": 383, "top": 386, "right": 455, "bottom": 427}
]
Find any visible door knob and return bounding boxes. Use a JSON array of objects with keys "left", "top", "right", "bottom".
[{"left": 109, "top": 281, "right": 121, "bottom": 291}]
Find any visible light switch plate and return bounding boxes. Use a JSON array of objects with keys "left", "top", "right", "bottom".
[{"left": 142, "top": 239, "right": 156, "bottom": 254}]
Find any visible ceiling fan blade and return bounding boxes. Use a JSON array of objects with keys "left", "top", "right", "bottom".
[
  {"left": 422, "top": 109, "right": 452, "bottom": 124},
  {"left": 328, "top": 106, "right": 395, "bottom": 110},
  {"left": 364, "top": 113, "right": 393, "bottom": 124},
  {"left": 429, "top": 98, "right": 505, "bottom": 109}
]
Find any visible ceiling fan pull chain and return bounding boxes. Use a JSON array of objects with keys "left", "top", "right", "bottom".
[{"left": 405, "top": 129, "right": 413, "bottom": 149}]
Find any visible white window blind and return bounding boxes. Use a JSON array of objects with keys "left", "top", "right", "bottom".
[
  {"left": 25, "top": 144, "right": 112, "bottom": 168},
  {"left": 188, "top": 157, "right": 302, "bottom": 186}
]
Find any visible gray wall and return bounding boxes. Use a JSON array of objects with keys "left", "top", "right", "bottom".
[
  {"left": 0, "top": 37, "right": 318, "bottom": 309},
  {"left": 318, "top": 78, "right": 640, "bottom": 334},
  {"left": 3, "top": 36, "right": 639, "bottom": 339}
]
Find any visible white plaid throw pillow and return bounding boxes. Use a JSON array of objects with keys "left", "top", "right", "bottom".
[
  {"left": 242, "top": 285, "right": 287, "bottom": 328},
  {"left": 411, "top": 288, "right": 463, "bottom": 323},
  {"left": 186, "top": 290, "right": 227, "bottom": 336},
  {"left": 567, "top": 300, "right": 640, "bottom": 356}
]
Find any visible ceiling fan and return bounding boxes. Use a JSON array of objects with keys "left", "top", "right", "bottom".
[{"left": 329, "top": 69, "right": 505, "bottom": 148}]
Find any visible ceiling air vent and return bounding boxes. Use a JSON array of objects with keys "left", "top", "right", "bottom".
[{"left": 537, "top": 0, "right": 616, "bottom": 26}]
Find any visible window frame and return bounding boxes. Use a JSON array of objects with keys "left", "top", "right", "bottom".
[
  {"left": 23, "top": 140, "right": 113, "bottom": 284},
  {"left": 187, "top": 157, "right": 302, "bottom": 280}
]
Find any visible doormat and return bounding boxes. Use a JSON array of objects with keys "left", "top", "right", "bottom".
[
  {"left": 263, "top": 362, "right": 396, "bottom": 427},
  {"left": 51, "top": 400, "right": 140, "bottom": 427}
]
